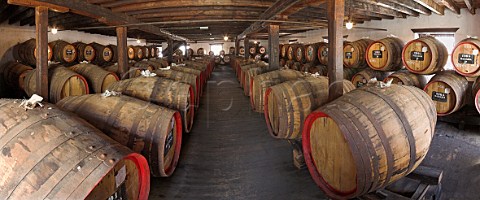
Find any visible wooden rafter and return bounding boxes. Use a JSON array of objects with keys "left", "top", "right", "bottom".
[
  {"left": 464, "top": 0, "right": 476, "bottom": 14},
  {"left": 353, "top": 1, "right": 407, "bottom": 18},
  {"left": 412, "top": 0, "right": 445, "bottom": 15},
  {"left": 357, "top": 0, "right": 419, "bottom": 16},
  {"left": 440, "top": 0, "right": 460, "bottom": 14},
  {"left": 387, "top": 0, "right": 432, "bottom": 15}
]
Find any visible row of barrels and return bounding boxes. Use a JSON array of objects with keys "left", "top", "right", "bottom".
[
  {"left": 281, "top": 37, "right": 480, "bottom": 77},
  {"left": 231, "top": 56, "right": 437, "bottom": 199},
  {"left": 0, "top": 58, "right": 215, "bottom": 199},
  {"left": 12, "top": 39, "right": 160, "bottom": 67},
  {"left": 195, "top": 47, "right": 238, "bottom": 57}
]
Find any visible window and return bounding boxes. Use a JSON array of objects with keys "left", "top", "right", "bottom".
[
  {"left": 210, "top": 44, "right": 223, "bottom": 55},
  {"left": 158, "top": 47, "right": 163, "bottom": 58},
  {"left": 179, "top": 45, "right": 186, "bottom": 56}
]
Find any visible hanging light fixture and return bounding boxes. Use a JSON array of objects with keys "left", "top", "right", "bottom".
[
  {"left": 224, "top": 36, "right": 229, "bottom": 41},
  {"left": 51, "top": 27, "right": 58, "bottom": 34},
  {"left": 346, "top": 22, "right": 354, "bottom": 30},
  {"left": 346, "top": 7, "right": 354, "bottom": 30},
  {"left": 136, "top": 39, "right": 141, "bottom": 44}
]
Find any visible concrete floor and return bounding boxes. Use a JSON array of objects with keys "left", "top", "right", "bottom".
[{"left": 149, "top": 65, "right": 480, "bottom": 200}]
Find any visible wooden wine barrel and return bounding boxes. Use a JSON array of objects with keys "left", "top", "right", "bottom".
[
  {"left": 0, "top": 62, "right": 33, "bottom": 90},
  {"left": 343, "top": 39, "right": 374, "bottom": 68},
  {"left": 451, "top": 38, "right": 480, "bottom": 77},
  {"left": 0, "top": 99, "right": 150, "bottom": 200},
  {"left": 474, "top": 77, "right": 480, "bottom": 114},
  {"left": 107, "top": 77, "right": 195, "bottom": 133},
  {"left": 402, "top": 37, "right": 448, "bottom": 75},
  {"left": 305, "top": 64, "right": 327, "bottom": 75},
  {"left": 90, "top": 43, "right": 114, "bottom": 66},
  {"left": 302, "top": 84, "right": 436, "bottom": 199},
  {"left": 295, "top": 45, "right": 306, "bottom": 63},
  {"left": 208, "top": 51, "right": 214, "bottom": 56},
  {"left": 57, "top": 94, "right": 182, "bottom": 177},
  {"left": 287, "top": 44, "right": 301, "bottom": 61},
  {"left": 258, "top": 46, "right": 267, "bottom": 55},
  {"left": 239, "top": 46, "right": 245, "bottom": 55},
  {"left": 264, "top": 76, "right": 355, "bottom": 139},
  {"left": 241, "top": 62, "right": 268, "bottom": 93},
  {"left": 49, "top": 40, "right": 78, "bottom": 65},
  {"left": 219, "top": 50, "right": 226, "bottom": 56},
  {"left": 144, "top": 60, "right": 164, "bottom": 70},
  {"left": 249, "top": 46, "right": 257, "bottom": 56},
  {"left": 223, "top": 55, "right": 231, "bottom": 63},
  {"left": 317, "top": 42, "right": 329, "bottom": 66},
  {"left": 246, "top": 67, "right": 275, "bottom": 96},
  {"left": 12, "top": 38, "right": 53, "bottom": 66},
  {"left": 104, "top": 64, "right": 142, "bottom": 79},
  {"left": 424, "top": 71, "right": 468, "bottom": 116},
  {"left": 142, "top": 46, "right": 150, "bottom": 59},
  {"left": 305, "top": 43, "right": 320, "bottom": 64},
  {"left": 250, "top": 69, "right": 305, "bottom": 112},
  {"left": 134, "top": 61, "right": 156, "bottom": 71},
  {"left": 155, "top": 69, "right": 200, "bottom": 108},
  {"left": 73, "top": 42, "right": 96, "bottom": 62},
  {"left": 187, "top": 48, "right": 194, "bottom": 58},
  {"left": 24, "top": 66, "right": 89, "bottom": 103},
  {"left": 366, "top": 37, "right": 405, "bottom": 71},
  {"left": 150, "top": 46, "right": 157, "bottom": 58},
  {"left": 214, "top": 56, "right": 221, "bottom": 64},
  {"left": 171, "top": 65, "right": 205, "bottom": 86},
  {"left": 107, "top": 44, "right": 118, "bottom": 63},
  {"left": 351, "top": 69, "right": 387, "bottom": 88},
  {"left": 197, "top": 48, "right": 205, "bottom": 56},
  {"left": 69, "top": 63, "right": 119, "bottom": 93},
  {"left": 229, "top": 47, "right": 236, "bottom": 54},
  {"left": 344, "top": 68, "right": 360, "bottom": 81},
  {"left": 384, "top": 70, "right": 426, "bottom": 88},
  {"left": 281, "top": 44, "right": 289, "bottom": 58}
]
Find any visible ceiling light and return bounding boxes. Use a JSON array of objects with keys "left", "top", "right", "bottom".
[
  {"left": 210, "top": 38, "right": 215, "bottom": 40},
  {"left": 224, "top": 36, "right": 229, "bottom": 41},
  {"left": 136, "top": 39, "right": 141, "bottom": 44},
  {"left": 51, "top": 27, "right": 58, "bottom": 34},
  {"left": 200, "top": 26, "right": 209, "bottom": 30},
  {"left": 346, "top": 22, "right": 354, "bottom": 30},
  {"left": 254, "top": 41, "right": 258, "bottom": 44}
]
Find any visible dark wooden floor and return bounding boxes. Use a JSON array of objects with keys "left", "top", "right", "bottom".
[{"left": 149, "top": 65, "right": 327, "bottom": 199}]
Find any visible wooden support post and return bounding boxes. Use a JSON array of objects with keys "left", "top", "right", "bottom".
[
  {"left": 268, "top": 24, "right": 280, "bottom": 70},
  {"left": 184, "top": 41, "right": 187, "bottom": 56},
  {"left": 35, "top": 6, "right": 48, "bottom": 100},
  {"left": 167, "top": 39, "right": 173, "bottom": 64},
  {"left": 244, "top": 37, "right": 250, "bottom": 59},
  {"left": 327, "top": 0, "right": 345, "bottom": 101},
  {"left": 235, "top": 38, "right": 240, "bottom": 56},
  {"left": 116, "top": 26, "right": 128, "bottom": 79}
]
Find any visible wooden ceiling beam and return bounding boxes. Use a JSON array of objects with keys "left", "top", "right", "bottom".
[
  {"left": 140, "top": 16, "right": 260, "bottom": 22},
  {"left": 7, "top": 0, "right": 188, "bottom": 41},
  {"left": 134, "top": 10, "right": 262, "bottom": 19},
  {"left": 111, "top": 0, "right": 273, "bottom": 13},
  {"left": 357, "top": 0, "right": 419, "bottom": 16},
  {"left": 124, "top": 6, "right": 266, "bottom": 16},
  {"left": 386, "top": 0, "right": 431, "bottom": 15},
  {"left": 8, "top": 7, "right": 31, "bottom": 24},
  {"left": 412, "top": 0, "right": 445, "bottom": 15},
  {"left": 464, "top": 0, "right": 476, "bottom": 14},
  {"left": 440, "top": 0, "right": 460, "bottom": 14},
  {"left": 238, "top": 0, "right": 302, "bottom": 39},
  {"left": 279, "top": 0, "right": 327, "bottom": 16},
  {"left": 352, "top": 1, "right": 407, "bottom": 18}
]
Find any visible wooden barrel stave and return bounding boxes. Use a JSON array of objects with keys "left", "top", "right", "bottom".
[
  {"left": 69, "top": 63, "right": 119, "bottom": 93},
  {"left": 107, "top": 77, "right": 195, "bottom": 133},
  {"left": 384, "top": 70, "right": 426, "bottom": 88},
  {"left": 344, "top": 39, "right": 374, "bottom": 68},
  {"left": 402, "top": 36, "right": 448, "bottom": 75},
  {"left": 452, "top": 38, "right": 480, "bottom": 77},
  {"left": 57, "top": 94, "right": 182, "bottom": 177},
  {"left": 351, "top": 69, "right": 387, "bottom": 88},
  {"left": 302, "top": 85, "right": 436, "bottom": 199},
  {"left": 155, "top": 69, "right": 200, "bottom": 107},
  {"left": 366, "top": 37, "right": 405, "bottom": 71},
  {"left": 73, "top": 42, "right": 96, "bottom": 63},
  {"left": 0, "top": 99, "right": 150, "bottom": 200},
  {"left": 424, "top": 71, "right": 468, "bottom": 116}
]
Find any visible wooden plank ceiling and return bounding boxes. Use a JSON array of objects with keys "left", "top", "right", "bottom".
[{"left": 2, "top": 0, "right": 479, "bottom": 43}]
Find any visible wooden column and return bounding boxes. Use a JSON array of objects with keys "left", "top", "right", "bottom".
[
  {"left": 116, "top": 26, "right": 128, "bottom": 79},
  {"left": 235, "top": 38, "right": 240, "bottom": 56},
  {"left": 244, "top": 37, "right": 249, "bottom": 59},
  {"left": 35, "top": 6, "right": 48, "bottom": 100},
  {"left": 167, "top": 39, "right": 173, "bottom": 64},
  {"left": 268, "top": 24, "right": 280, "bottom": 70},
  {"left": 327, "top": 0, "right": 345, "bottom": 101}
]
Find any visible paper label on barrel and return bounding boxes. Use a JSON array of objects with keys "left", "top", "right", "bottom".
[
  {"left": 86, "top": 50, "right": 93, "bottom": 55},
  {"left": 372, "top": 50, "right": 383, "bottom": 58},
  {"left": 458, "top": 54, "right": 475, "bottom": 64},
  {"left": 66, "top": 50, "right": 73, "bottom": 55},
  {"left": 322, "top": 50, "right": 328, "bottom": 57},
  {"left": 109, "top": 182, "right": 127, "bottom": 200},
  {"left": 356, "top": 82, "right": 364, "bottom": 88},
  {"left": 164, "top": 129, "right": 174, "bottom": 157},
  {"left": 345, "top": 52, "right": 353, "bottom": 59},
  {"left": 432, "top": 91, "right": 448, "bottom": 102},
  {"left": 410, "top": 51, "right": 424, "bottom": 61},
  {"left": 104, "top": 51, "right": 111, "bottom": 56}
]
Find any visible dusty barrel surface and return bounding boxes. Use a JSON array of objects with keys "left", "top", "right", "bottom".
[
  {"left": 302, "top": 85, "right": 437, "bottom": 199},
  {"left": 107, "top": 77, "right": 195, "bottom": 133},
  {"left": 264, "top": 76, "right": 354, "bottom": 139},
  {"left": 317, "top": 42, "right": 329, "bottom": 66},
  {"left": 384, "top": 70, "right": 426, "bottom": 88},
  {"left": 155, "top": 69, "right": 200, "bottom": 107},
  {"left": 250, "top": 69, "right": 305, "bottom": 112},
  {"left": 107, "top": 44, "right": 118, "bottom": 63},
  {"left": 0, "top": 99, "right": 150, "bottom": 200},
  {"left": 0, "top": 62, "right": 33, "bottom": 91},
  {"left": 49, "top": 40, "right": 78, "bottom": 65},
  {"left": 69, "top": 63, "right": 119, "bottom": 93},
  {"left": 424, "top": 71, "right": 468, "bottom": 116},
  {"left": 294, "top": 45, "right": 306, "bottom": 63},
  {"left": 13, "top": 38, "right": 53, "bottom": 66},
  {"left": 402, "top": 37, "right": 448, "bottom": 75},
  {"left": 305, "top": 43, "right": 320, "bottom": 64},
  {"left": 171, "top": 65, "right": 205, "bottom": 87},
  {"left": 24, "top": 66, "right": 89, "bottom": 103},
  {"left": 57, "top": 94, "right": 182, "bottom": 177},
  {"left": 451, "top": 38, "right": 480, "bottom": 77},
  {"left": 90, "top": 43, "right": 113, "bottom": 66},
  {"left": 366, "top": 37, "right": 405, "bottom": 71},
  {"left": 474, "top": 77, "right": 480, "bottom": 114},
  {"left": 73, "top": 42, "right": 96, "bottom": 63},
  {"left": 245, "top": 65, "right": 273, "bottom": 96},
  {"left": 104, "top": 64, "right": 143, "bottom": 79},
  {"left": 351, "top": 69, "right": 387, "bottom": 88},
  {"left": 344, "top": 39, "right": 374, "bottom": 68}
]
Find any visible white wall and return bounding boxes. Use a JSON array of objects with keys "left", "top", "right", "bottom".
[
  {"left": 188, "top": 41, "right": 235, "bottom": 55},
  {"left": 283, "top": 9, "right": 480, "bottom": 45}
]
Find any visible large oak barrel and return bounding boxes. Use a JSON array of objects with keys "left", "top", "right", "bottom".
[
  {"left": 155, "top": 69, "right": 200, "bottom": 107},
  {"left": 229, "top": 47, "right": 236, "bottom": 54},
  {"left": 69, "top": 63, "right": 119, "bottom": 93},
  {"left": 305, "top": 43, "right": 320, "bottom": 64},
  {"left": 134, "top": 61, "right": 156, "bottom": 71},
  {"left": 107, "top": 44, "right": 118, "bottom": 63},
  {"left": 246, "top": 67, "right": 275, "bottom": 96},
  {"left": 258, "top": 46, "right": 267, "bottom": 55},
  {"left": 12, "top": 38, "right": 53, "bottom": 66},
  {"left": 317, "top": 42, "right": 329, "bottom": 66},
  {"left": 281, "top": 44, "right": 289, "bottom": 58},
  {"left": 250, "top": 69, "right": 305, "bottom": 112},
  {"left": 384, "top": 70, "right": 426, "bottom": 88},
  {"left": 287, "top": 44, "right": 302, "bottom": 61},
  {"left": 107, "top": 77, "right": 195, "bottom": 133},
  {"left": 239, "top": 46, "right": 245, "bottom": 56},
  {"left": 295, "top": 45, "right": 306, "bottom": 63},
  {"left": 343, "top": 39, "right": 374, "bottom": 68},
  {"left": 57, "top": 94, "right": 182, "bottom": 177},
  {"left": 0, "top": 62, "right": 33, "bottom": 91},
  {"left": 128, "top": 46, "right": 142, "bottom": 61},
  {"left": 104, "top": 64, "right": 143, "bottom": 79},
  {"left": 187, "top": 48, "right": 195, "bottom": 58},
  {"left": 366, "top": 37, "right": 405, "bottom": 71},
  {"left": 197, "top": 48, "right": 205, "bottom": 56},
  {"left": 171, "top": 65, "right": 205, "bottom": 87},
  {"left": 0, "top": 99, "right": 150, "bottom": 200},
  {"left": 73, "top": 42, "right": 96, "bottom": 63},
  {"left": 49, "top": 40, "right": 78, "bottom": 65},
  {"left": 141, "top": 46, "right": 150, "bottom": 59},
  {"left": 24, "top": 66, "right": 89, "bottom": 103},
  {"left": 305, "top": 64, "right": 327, "bottom": 75},
  {"left": 240, "top": 62, "right": 267, "bottom": 89},
  {"left": 302, "top": 84, "right": 436, "bottom": 199},
  {"left": 344, "top": 68, "right": 360, "bottom": 81},
  {"left": 249, "top": 46, "right": 257, "bottom": 56},
  {"left": 452, "top": 38, "right": 480, "bottom": 77},
  {"left": 351, "top": 69, "right": 387, "bottom": 88},
  {"left": 474, "top": 77, "right": 480, "bottom": 114},
  {"left": 424, "top": 71, "right": 468, "bottom": 116},
  {"left": 402, "top": 37, "right": 448, "bottom": 74},
  {"left": 143, "top": 60, "right": 164, "bottom": 70},
  {"left": 264, "top": 76, "right": 355, "bottom": 139},
  {"left": 90, "top": 43, "right": 114, "bottom": 66}
]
